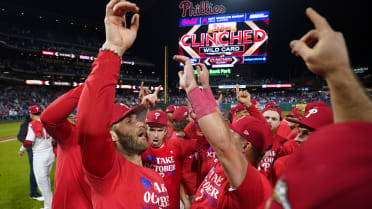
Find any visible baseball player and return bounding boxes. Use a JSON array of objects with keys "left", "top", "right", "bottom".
[
  {"left": 19, "top": 105, "right": 55, "bottom": 209},
  {"left": 272, "top": 105, "right": 333, "bottom": 183},
  {"left": 40, "top": 84, "right": 93, "bottom": 209},
  {"left": 268, "top": 8, "right": 372, "bottom": 209},
  {"left": 142, "top": 109, "right": 208, "bottom": 209},
  {"left": 17, "top": 115, "right": 43, "bottom": 201},
  {"left": 76, "top": 0, "right": 169, "bottom": 208},
  {"left": 175, "top": 59, "right": 273, "bottom": 209}
]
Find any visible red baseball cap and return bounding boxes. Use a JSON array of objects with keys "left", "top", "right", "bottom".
[
  {"left": 286, "top": 108, "right": 304, "bottom": 120},
  {"left": 270, "top": 122, "right": 372, "bottom": 209},
  {"left": 251, "top": 99, "right": 257, "bottom": 106},
  {"left": 304, "top": 101, "right": 328, "bottom": 113},
  {"left": 146, "top": 110, "right": 168, "bottom": 126},
  {"left": 228, "top": 116, "right": 273, "bottom": 153},
  {"left": 110, "top": 103, "right": 147, "bottom": 126},
  {"left": 29, "top": 105, "right": 41, "bottom": 114},
  {"left": 262, "top": 107, "right": 283, "bottom": 120},
  {"left": 287, "top": 106, "right": 333, "bottom": 130},
  {"left": 230, "top": 106, "right": 237, "bottom": 113},
  {"left": 165, "top": 105, "right": 176, "bottom": 113},
  {"left": 265, "top": 102, "right": 279, "bottom": 109},
  {"left": 234, "top": 104, "right": 246, "bottom": 112},
  {"left": 171, "top": 106, "right": 189, "bottom": 122}
]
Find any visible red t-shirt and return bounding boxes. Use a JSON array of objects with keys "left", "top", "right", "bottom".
[
  {"left": 142, "top": 135, "right": 197, "bottom": 209},
  {"left": 287, "top": 130, "right": 298, "bottom": 140},
  {"left": 273, "top": 154, "right": 291, "bottom": 181},
  {"left": 191, "top": 162, "right": 272, "bottom": 209},
  {"left": 258, "top": 135, "right": 287, "bottom": 185},
  {"left": 167, "top": 124, "right": 174, "bottom": 139},
  {"left": 200, "top": 146, "right": 217, "bottom": 183},
  {"left": 181, "top": 151, "right": 198, "bottom": 196},
  {"left": 184, "top": 121, "right": 216, "bottom": 195},
  {"left": 77, "top": 51, "right": 170, "bottom": 208},
  {"left": 276, "top": 121, "right": 292, "bottom": 139},
  {"left": 86, "top": 152, "right": 169, "bottom": 209},
  {"left": 41, "top": 85, "right": 93, "bottom": 209}
]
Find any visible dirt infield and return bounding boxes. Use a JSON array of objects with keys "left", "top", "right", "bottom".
[{"left": 0, "top": 136, "right": 16, "bottom": 142}]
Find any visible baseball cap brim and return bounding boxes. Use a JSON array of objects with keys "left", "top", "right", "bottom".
[
  {"left": 111, "top": 104, "right": 148, "bottom": 126},
  {"left": 286, "top": 117, "right": 314, "bottom": 130}
]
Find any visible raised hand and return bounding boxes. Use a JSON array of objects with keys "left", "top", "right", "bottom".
[
  {"left": 216, "top": 94, "right": 223, "bottom": 106},
  {"left": 102, "top": 0, "right": 140, "bottom": 55},
  {"left": 289, "top": 8, "right": 350, "bottom": 78},
  {"left": 141, "top": 85, "right": 161, "bottom": 109},
  {"left": 195, "top": 63, "right": 210, "bottom": 89},
  {"left": 236, "top": 84, "right": 251, "bottom": 107},
  {"left": 173, "top": 55, "right": 198, "bottom": 94},
  {"left": 138, "top": 82, "right": 151, "bottom": 102}
]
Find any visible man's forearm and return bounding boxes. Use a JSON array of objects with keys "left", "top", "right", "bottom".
[
  {"left": 326, "top": 67, "right": 372, "bottom": 122},
  {"left": 77, "top": 51, "right": 121, "bottom": 177}
]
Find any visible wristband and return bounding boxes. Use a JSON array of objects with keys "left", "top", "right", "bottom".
[
  {"left": 202, "top": 88, "right": 217, "bottom": 107},
  {"left": 19, "top": 146, "right": 26, "bottom": 152},
  {"left": 187, "top": 87, "right": 217, "bottom": 120},
  {"left": 100, "top": 47, "right": 121, "bottom": 57}
]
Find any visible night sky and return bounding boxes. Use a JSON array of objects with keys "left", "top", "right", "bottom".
[{"left": 2, "top": 0, "right": 370, "bottom": 83}]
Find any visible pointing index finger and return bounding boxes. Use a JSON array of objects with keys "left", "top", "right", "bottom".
[
  {"left": 154, "top": 85, "right": 161, "bottom": 96},
  {"left": 306, "top": 8, "right": 332, "bottom": 31},
  {"left": 236, "top": 84, "right": 240, "bottom": 94}
]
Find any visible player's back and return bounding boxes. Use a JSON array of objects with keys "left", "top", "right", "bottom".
[
  {"left": 28, "top": 120, "right": 53, "bottom": 154},
  {"left": 52, "top": 125, "right": 93, "bottom": 209}
]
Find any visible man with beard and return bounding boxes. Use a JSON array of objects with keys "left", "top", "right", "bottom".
[{"left": 76, "top": 0, "right": 169, "bottom": 208}]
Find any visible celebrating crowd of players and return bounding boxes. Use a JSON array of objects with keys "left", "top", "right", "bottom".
[{"left": 16, "top": 0, "right": 372, "bottom": 209}]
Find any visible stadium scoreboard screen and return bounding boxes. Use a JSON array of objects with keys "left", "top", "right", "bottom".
[{"left": 178, "top": 11, "right": 269, "bottom": 68}]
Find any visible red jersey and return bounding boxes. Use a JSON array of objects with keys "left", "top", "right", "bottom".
[
  {"left": 273, "top": 154, "right": 291, "bottom": 181},
  {"left": 287, "top": 130, "right": 298, "bottom": 140},
  {"left": 41, "top": 85, "right": 93, "bottom": 209},
  {"left": 191, "top": 162, "right": 272, "bottom": 209},
  {"left": 272, "top": 140, "right": 298, "bottom": 181},
  {"left": 142, "top": 135, "right": 198, "bottom": 209},
  {"left": 184, "top": 121, "right": 215, "bottom": 195},
  {"left": 258, "top": 135, "right": 287, "bottom": 185},
  {"left": 200, "top": 146, "right": 217, "bottom": 182},
  {"left": 77, "top": 51, "right": 169, "bottom": 208},
  {"left": 86, "top": 153, "right": 169, "bottom": 209},
  {"left": 167, "top": 124, "right": 174, "bottom": 139},
  {"left": 276, "top": 121, "right": 292, "bottom": 138}
]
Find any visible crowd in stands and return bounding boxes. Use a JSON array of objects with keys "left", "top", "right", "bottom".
[{"left": 0, "top": 85, "right": 331, "bottom": 121}]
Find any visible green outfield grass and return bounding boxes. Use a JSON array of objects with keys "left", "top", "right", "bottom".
[
  {"left": 0, "top": 122, "right": 22, "bottom": 139},
  {"left": 0, "top": 122, "right": 56, "bottom": 209}
]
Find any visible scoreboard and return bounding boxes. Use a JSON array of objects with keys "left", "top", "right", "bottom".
[{"left": 178, "top": 11, "right": 269, "bottom": 68}]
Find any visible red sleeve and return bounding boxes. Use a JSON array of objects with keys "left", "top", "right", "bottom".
[
  {"left": 273, "top": 156, "right": 289, "bottom": 181},
  {"left": 179, "top": 138, "right": 198, "bottom": 158},
  {"left": 276, "top": 121, "right": 292, "bottom": 138},
  {"left": 287, "top": 130, "right": 298, "bottom": 140},
  {"left": 229, "top": 164, "right": 273, "bottom": 209},
  {"left": 247, "top": 105, "right": 271, "bottom": 129},
  {"left": 41, "top": 85, "right": 84, "bottom": 147},
  {"left": 184, "top": 120, "right": 197, "bottom": 139},
  {"left": 77, "top": 51, "right": 121, "bottom": 177},
  {"left": 23, "top": 140, "right": 33, "bottom": 149}
]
